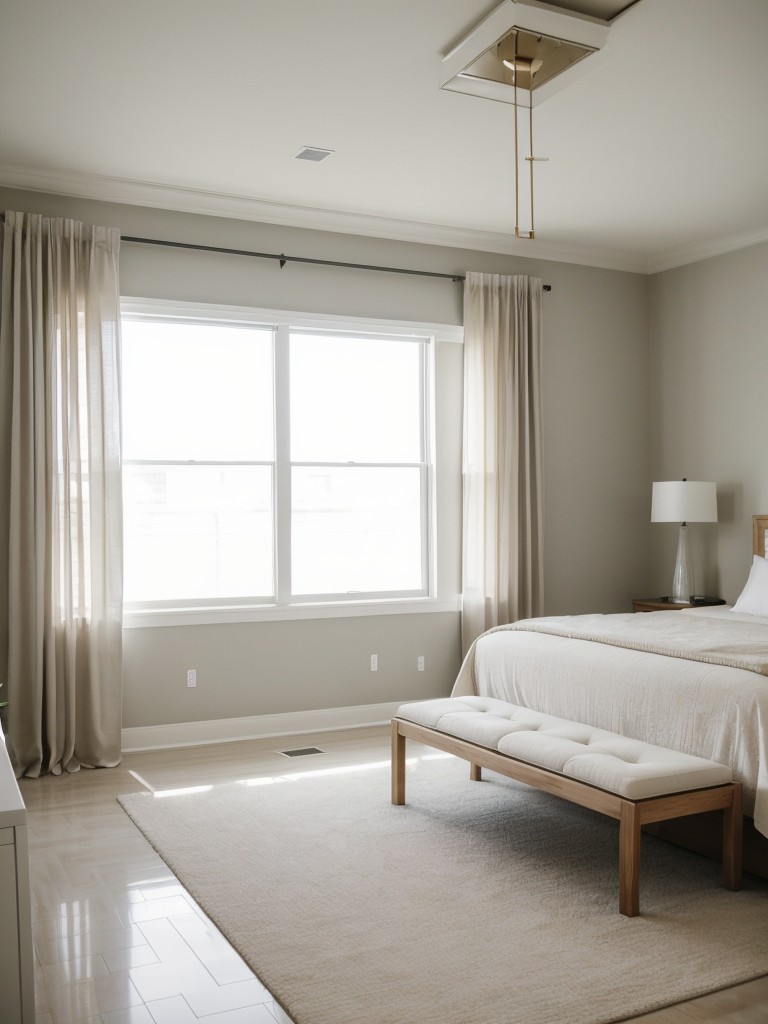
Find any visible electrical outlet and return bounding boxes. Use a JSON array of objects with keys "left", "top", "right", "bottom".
[
  {"left": 370, "top": 654, "right": 378, "bottom": 672},
  {"left": 187, "top": 669, "right": 197, "bottom": 688},
  {"left": 417, "top": 656, "right": 425, "bottom": 672}
]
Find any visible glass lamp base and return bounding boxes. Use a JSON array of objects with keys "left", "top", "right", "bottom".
[{"left": 670, "top": 523, "right": 694, "bottom": 603}]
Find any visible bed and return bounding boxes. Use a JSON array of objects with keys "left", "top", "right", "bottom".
[{"left": 452, "top": 515, "right": 768, "bottom": 867}]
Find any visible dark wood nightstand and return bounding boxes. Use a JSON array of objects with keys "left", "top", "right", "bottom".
[{"left": 632, "top": 597, "right": 726, "bottom": 613}]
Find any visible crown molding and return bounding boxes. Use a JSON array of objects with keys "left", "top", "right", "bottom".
[
  {"left": 9, "top": 163, "right": 766, "bottom": 277},
  {"left": 0, "top": 163, "right": 648, "bottom": 274},
  {"left": 646, "top": 224, "right": 768, "bottom": 275}
]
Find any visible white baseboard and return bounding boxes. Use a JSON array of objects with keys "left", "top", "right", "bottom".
[{"left": 121, "top": 701, "right": 403, "bottom": 752}]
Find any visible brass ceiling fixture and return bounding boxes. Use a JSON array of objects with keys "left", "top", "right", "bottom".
[
  {"left": 503, "top": 31, "right": 552, "bottom": 238},
  {"left": 441, "top": 1, "right": 610, "bottom": 240}
]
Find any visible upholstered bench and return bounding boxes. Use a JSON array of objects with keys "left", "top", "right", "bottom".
[{"left": 391, "top": 696, "right": 742, "bottom": 916}]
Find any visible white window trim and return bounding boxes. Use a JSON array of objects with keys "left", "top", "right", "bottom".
[
  {"left": 121, "top": 297, "right": 464, "bottom": 345},
  {"left": 123, "top": 596, "right": 461, "bottom": 628},
  {"left": 120, "top": 298, "right": 463, "bottom": 627}
]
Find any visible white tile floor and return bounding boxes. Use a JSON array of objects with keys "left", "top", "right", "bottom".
[{"left": 18, "top": 726, "right": 768, "bottom": 1024}]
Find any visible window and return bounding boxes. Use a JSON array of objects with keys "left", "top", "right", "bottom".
[{"left": 121, "top": 303, "right": 433, "bottom": 616}]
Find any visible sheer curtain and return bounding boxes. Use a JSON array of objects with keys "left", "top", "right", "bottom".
[
  {"left": 0, "top": 211, "right": 123, "bottom": 776},
  {"left": 461, "top": 272, "right": 544, "bottom": 656}
]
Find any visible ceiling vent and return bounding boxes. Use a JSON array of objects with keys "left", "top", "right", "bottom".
[{"left": 293, "top": 146, "right": 335, "bottom": 163}]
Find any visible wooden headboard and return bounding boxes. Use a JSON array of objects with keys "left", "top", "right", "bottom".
[{"left": 753, "top": 515, "right": 768, "bottom": 558}]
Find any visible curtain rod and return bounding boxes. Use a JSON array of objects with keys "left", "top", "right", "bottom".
[{"left": 121, "top": 235, "right": 552, "bottom": 291}]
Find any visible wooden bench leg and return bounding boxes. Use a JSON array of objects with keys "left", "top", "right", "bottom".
[
  {"left": 722, "top": 782, "right": 743, "bottom": 891},
  {"left": 391, "top": 716, "right": 742, "bottom": 917},
  {"left": 391, "top": 720, "right": 406, "bottom": 805},
  {"left": 619, "top": 801, "right": 641, "bottom": 917}
]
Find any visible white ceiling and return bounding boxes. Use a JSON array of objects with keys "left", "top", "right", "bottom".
[{"left": 1, "top": 0, "right": 767, "bottom": 273}]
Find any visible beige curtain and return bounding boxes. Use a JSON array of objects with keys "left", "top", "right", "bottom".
[
  {"left": 461, "top": 272, "right": 543, "bottom": 655},
  {"left": 0, "top": 211, "right": 123, "bottom": 776}
]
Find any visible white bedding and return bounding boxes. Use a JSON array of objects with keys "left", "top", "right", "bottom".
[{"left": 452, "top": 607, "right": 768, "bottom": 836}]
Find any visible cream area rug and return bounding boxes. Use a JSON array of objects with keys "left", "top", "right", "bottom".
[{"left": 118, "top": 756, "right": 768, "bottom": 1024}]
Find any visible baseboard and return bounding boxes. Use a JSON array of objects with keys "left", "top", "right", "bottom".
[{"left": 121, "top": 701, "right": 403, "bottom": 752}]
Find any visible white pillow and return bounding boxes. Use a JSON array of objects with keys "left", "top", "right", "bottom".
[{"left": 732, "top": 554, "right": 768, "bottom": 617}]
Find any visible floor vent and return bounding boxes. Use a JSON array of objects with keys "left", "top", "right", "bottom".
[{"left": 279, "top": 746, "right": 325, "bottom": 757}]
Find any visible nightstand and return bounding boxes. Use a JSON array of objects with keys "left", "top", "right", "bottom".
[{"left": 632, "top": 597, "right": 726, "bottom": 613}]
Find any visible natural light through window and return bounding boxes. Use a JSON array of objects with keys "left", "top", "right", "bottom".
[
  {"left": 290, "top": 331, "right": 425, "bottom": 597},
  {"left": 122, "top": 319, "right": 274, "bottom": 602},
  {"left": 121, "top": 307, "right": 433, "bottom": 616}
]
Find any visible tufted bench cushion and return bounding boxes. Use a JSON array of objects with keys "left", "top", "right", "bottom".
[
  {"left": 391, "top": 695, "right": 742, "bottom": 916},
  {"left": 395, "top": 695, "right": 732, "bottom": 800}
]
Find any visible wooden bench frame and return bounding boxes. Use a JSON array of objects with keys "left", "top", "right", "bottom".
[{"left": 391, "top": 717, "right": 743, "bottom": 917}]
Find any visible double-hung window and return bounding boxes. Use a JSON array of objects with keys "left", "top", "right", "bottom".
[{"left": 121, "top": 302, "right": 433, "bottom": 616}]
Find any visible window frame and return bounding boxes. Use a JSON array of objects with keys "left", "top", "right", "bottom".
[{"left": 120, "top": 298, "right": 461, "bottom": 627}]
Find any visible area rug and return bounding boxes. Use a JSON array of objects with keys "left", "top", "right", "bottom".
[{"left": 118, "top": 756, "right": 768, "bottom": 1024}]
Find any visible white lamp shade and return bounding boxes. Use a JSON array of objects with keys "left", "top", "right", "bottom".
[{"left": 651, "top": 481, "right": 717, "bottom": 523}]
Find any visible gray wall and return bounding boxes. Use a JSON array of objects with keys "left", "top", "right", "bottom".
[
  {"left": 0, "top": 186, "right": 652, "bottom": 728},
  {"left": 649, "top": 242, "right": 768, "bottom": 602}
]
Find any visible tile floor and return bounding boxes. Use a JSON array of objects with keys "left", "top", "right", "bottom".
[{"left": 17, "top": 725, "right": 768, "bottom": 1024}]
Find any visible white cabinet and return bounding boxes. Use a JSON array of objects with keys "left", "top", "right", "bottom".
[{"left": 0, "top": 728, "right": 34, "bottom": 1023}]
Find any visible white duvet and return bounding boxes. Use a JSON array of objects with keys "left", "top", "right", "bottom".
[{"left": 452, "top": 607, "right": 768, "bottom": 836}]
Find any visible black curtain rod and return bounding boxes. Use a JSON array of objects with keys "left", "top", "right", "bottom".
[{"left": 121, "top": 234, "right": 552, "bottom": 291}]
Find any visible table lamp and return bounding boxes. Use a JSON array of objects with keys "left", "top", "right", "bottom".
[{"left": 651, "top": 479, "right": 717, "bottom": 603}]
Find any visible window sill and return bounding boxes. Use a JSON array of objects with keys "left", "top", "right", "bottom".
[{"left": 122, "top": 597, "right": 461, "bottom": 629}]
